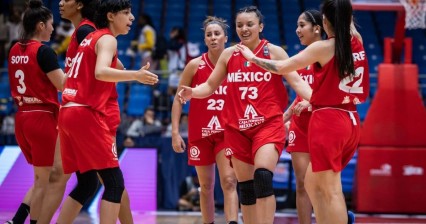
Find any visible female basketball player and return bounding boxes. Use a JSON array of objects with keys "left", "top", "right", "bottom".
[{"left": 171, "top": 16, "right": 239, "bottom": 224}]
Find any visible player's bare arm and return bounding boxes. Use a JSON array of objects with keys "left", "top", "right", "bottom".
[
  {"left": 171, "top": 57, "right": 200, "bottom": 152},
  {"left": 186, "top": 47, "right": 232, "bottom": 99},
  {"left": 94, "top": 35, "right": 158, "bottom": 84}
]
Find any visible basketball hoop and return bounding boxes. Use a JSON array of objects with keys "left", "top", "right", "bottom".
[{"left": 399, "top": 0, "right": 426, "bottom": 29}]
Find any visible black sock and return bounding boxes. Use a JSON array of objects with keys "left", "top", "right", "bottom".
[
  {"left": 228, "top": 221, "right": 238, "bottom": 224},
  {"left": 12, "top": 203, "right": 30, "bottom": 224},
  {"left": 30, "top": 220, "right": 37, "bottom": 224}
]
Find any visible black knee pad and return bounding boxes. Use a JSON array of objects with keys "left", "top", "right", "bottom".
[
  {"left": 69, "top": 171, "right": 100, "bottom": 205},
  {"left": 238, "top": 180, "right": 256, "bottom": 205},
  {"left": 254, "top": 168, "right": 274, "bottom": 199},
  {"left": 98, "top": 167, "right": 125, "bottom": 203}
]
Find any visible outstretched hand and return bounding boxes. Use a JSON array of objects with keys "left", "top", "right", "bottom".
[
  {"left": 135, "top": 62, "right": 159, "bottom": 85},
  {"left": 235, "top": 44, "right": 256, "bottom": 62},
  {"left": 178, "top": 86, "right": 193, "bottom": 104}
]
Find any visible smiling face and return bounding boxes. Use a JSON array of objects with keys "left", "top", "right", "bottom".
[
  {"left": 296, "top": 13, "right": 318, "bottom": 46},
  {"left": 235, "top": 11, "right": 263, "bottom": 47},
  {"left": 109, "top": 8, "right": 134, "bottom": 36},
  {"left": 204, "top": 23, "right": 227, "bottom": 52}
]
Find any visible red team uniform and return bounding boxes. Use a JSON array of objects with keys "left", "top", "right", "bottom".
[
  {"left": 309, "top": 37, "right": 369, "bottom": 172},
  {"left": 286, "top": 65, "right": 314, "bottom": 153},
  {"left": 59, "top": 29, "right": 119, "bottom": 174},
  {"left": 188, "top": 53, "right": 227, "bottom": 166},
  {"left": 8, "top": 41, "right": 60, "bottom": 166},
  {"left": 65, "top": 19, "right": 120, "bottom": 137},
  {"left": 225, "top": 40, "right": 288, "bottom": 164},
  {"left": 64, "top": 19, "right": 95, "bottom": 73}
]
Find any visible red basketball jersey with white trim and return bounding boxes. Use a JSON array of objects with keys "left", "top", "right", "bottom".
[
  {"left": 65, "top": 19, "right": 95, "bottom": 73},
  {"left": 293, "top": 62, "right": 314, "bottom": 109},
  {"left": 62, "top": 28, "right": 117, "bottom": 114},
  {"left": 225, "top": 39, "right": 287, "bottom": 131},
  {"left": 311, "top": 37, "right": 369, "bottom": 107},
  {"left": 188, "top": 53, "right": 227, "bottom": 141},
  {"left": 8, "top": 41, "right": 59, "bottom": 109}
]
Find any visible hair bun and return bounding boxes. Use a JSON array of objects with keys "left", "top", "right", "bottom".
[{"left": 28, "top": 0, "right": 43, "bottom": 9}]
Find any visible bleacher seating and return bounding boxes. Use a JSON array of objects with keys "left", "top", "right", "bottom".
[
  {"left": 164, "top": 0, "right": 185, "bottom": 36},
  {"left": 127, "top": 83, "right": 153, "bottom": 116},
  {"left": 142, "top": 0, "right": 163, "bottom": 32},
  {"left": 213, "top": 0, "right": 232, "bottom": 32},
  {"left": 116, "top": 82, "right": 127, "bottom": 110},
  {"left": 258, "top": 0, "right": 281, "bottom": 45},
  {"left": 188, "top": 0, "right": 208, "bottom": 44},
  {"left": 281, "top": 0, "right": 301, "bottom": 56},
  {"left": 127, "top": 94, "right": 152, "bottom": 117}
]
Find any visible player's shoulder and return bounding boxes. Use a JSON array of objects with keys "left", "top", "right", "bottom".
[
  {"left": 266, "top": 42, "right": 288, "bottom": 60},
  {"left": 184, "top": 55, "right": 203, "bottom": 73},
  {"left": 223, "top": 46, "right": 237, "bottom": 56},
  {"left": 266, "top": 42, "right": 285, "bottom": 52},
  {"left": 188, "top": 55, "right": 203, "bottom": 65}
]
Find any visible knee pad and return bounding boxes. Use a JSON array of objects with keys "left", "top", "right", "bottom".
[
  {"left": 98, "top": 167, "right": 125, "bottom": 203},
  {"left": 254, "top": 168, "right": 274, "bottom": 199},
  {"left": 238, "top": 180, "right": 256, "bottom": 205},
  {"left": 69, "top": 171, "right": 100, "bottom": 205}
]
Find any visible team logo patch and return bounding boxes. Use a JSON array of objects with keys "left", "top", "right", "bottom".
[
  {"left": 342, "top": 96, "right": 350, "bottom": 104},
  {"left": 199, "top": 60, "right": 206, "bottom": 69},
  {"left": 190, "top": 146, "right": 200, "bottom": 158},
  {"left": 244, "top": 61, "right": 251, "bottom": 67},
  {"left": 263, "top": 46, "right": 269, "bottom": 56},
  {"left": 288, "top": 131, "right": 296, "bottom": 144}
]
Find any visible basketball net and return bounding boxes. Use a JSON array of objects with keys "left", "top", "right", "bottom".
[{"left": 399, "top": 0, "right": 426, "bottom": 29}]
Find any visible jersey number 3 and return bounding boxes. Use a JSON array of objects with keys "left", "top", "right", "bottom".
[{"left": 15, "top": 70, "right": 26, "bottom": 94}]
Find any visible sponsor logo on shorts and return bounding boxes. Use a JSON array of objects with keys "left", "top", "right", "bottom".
[
  {"left": 288, "top": 131, "right": 296, "bottom": 145},
  {"left": 190, "top": 146, "right": 200, "bottom": 160},
  {"left": 202, "top": 116, "right": 224, "bottom": 137},
  {"left": 225, "top": 148, "right": 233, "bottom": 156},
  {"left": 238, "top": 104, "right": 265, "bottom": 130}
]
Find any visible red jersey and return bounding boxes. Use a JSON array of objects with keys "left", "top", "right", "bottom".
[
  {"left": 225, "top": 39, "right": 287, "bottom": 131},
  {"left": 64, "top": 20, "right": 120, "bottom": 133},
  {"left": 8, "top": 41, "right": 59, "bottom": 111},
  {"left": 294, "top": 62, "right": 314, "bottom": 108},
  {"left": 188, "top": 53, "right": 227, "bottom": 142},
  {"left": 65, "top": 19, "right": 95, "bottom": 73},
  {"left": 311, "top": 37, "right": 369, "bottom": 109},
  {"left": 62, "top": 28, "right": 117, "bottom": 115}
]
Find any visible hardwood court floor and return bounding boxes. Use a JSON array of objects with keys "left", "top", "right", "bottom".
[{"left": 1, "top": 210, "right": 426, "bottom": 224}]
